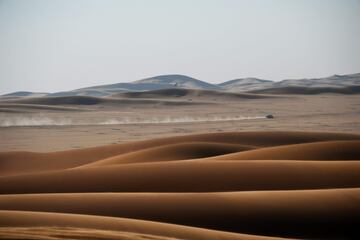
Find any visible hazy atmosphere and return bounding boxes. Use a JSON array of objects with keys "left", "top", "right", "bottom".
[
  {"left": 1, "top": 0, "right": 360, "bottom": 94},
  {"left": 1, "top": 1, "right": 360, "bottom": 239}
]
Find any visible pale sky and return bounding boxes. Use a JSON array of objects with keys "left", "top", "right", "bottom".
[{"left": 1, "top": 0, "right": 360, "bottom": 94}]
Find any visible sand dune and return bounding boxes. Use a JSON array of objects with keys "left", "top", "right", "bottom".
[
  {"left": 1, "top": 131, "right": 359, "bottom": 176},
  {"left": 0, "top": 188, "right": 359, "bottom": 238},
  {"left": 83, "top": 140, "right": 360, "bottom": 168},
  {"left": 0, "top": 211, "right": 281, "bottom": 240},
  {"left": 1, "top": 160, "right": 359, "bottom": 193},
  {"left": 1, "top": 131, "right": 359, "bottom": 239}
]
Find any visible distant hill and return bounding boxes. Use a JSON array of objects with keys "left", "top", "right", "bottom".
[
  {"left": 220, "top": 73, "right": 360, "bottom": 94},
  {"left": 45, "top": 72, "right": 360, "bottom": 95},
  {"left": 2, "top": 73, "right": 359, "bottom": 98},
  {"left": 44, "top": 75, "right": 220, "bottom": 97}
]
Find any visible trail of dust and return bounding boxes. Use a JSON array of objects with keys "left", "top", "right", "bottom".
[{"left": 0, "top": 115, "right": 266, "bottom": 127}]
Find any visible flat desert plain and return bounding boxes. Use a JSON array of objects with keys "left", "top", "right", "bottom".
[
  {"left": 1, "top": 93, "right": 359, "bottom": 151},
  {"left": 0, "top": 92, "right": 360, "bottom": 239}
]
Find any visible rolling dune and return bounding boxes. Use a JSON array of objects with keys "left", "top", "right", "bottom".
[
  {"left": 1, "top": 160, "right": 360, "bottom": 193},
  {"left": 1, "top": 131, "right": 359, "bottom": 176},
  {"left": 0, "top": 189, "right": 359, "bottom": 238},
  {"left": 1, "top": 131, "right": 359, "bottom": 239}
]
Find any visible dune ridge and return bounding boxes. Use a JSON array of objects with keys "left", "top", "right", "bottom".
[{"left": 1, "top": 131, "right": 359, "bottom": 239}]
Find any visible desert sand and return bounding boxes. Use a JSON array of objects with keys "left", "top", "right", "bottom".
[
  {"left": 0, "top": 130, "right": 360, "bottom": 239},
  {"left": 0, "top": 92, "right": 360, "bottom": 239}
]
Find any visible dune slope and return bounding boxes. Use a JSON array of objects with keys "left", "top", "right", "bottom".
[{"left": 0, "top": 189, "right": 359, "bottom": 238}]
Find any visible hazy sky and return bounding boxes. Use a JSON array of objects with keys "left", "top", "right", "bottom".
[{"left": 1, "top": 0, "right": 360, "bottom": 94}]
